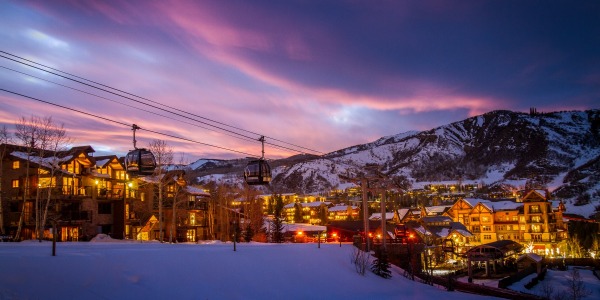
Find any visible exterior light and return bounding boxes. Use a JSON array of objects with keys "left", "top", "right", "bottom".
[
  {"left": 297, "top": 231, "right": 303, "bottom": 236},
  {"left": 95, "top": 180, "right": 99, "bottom": 185},
  {"left": 128, "top": 182, "right": 133, "bottom": 187}
]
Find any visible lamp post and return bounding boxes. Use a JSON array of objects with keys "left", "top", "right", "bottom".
[
  {"left": 408, "top": 233, "right": 415, "bottom": 280},
  {"left": 233, "top": 220, "right": 237, "bottom": 252}
]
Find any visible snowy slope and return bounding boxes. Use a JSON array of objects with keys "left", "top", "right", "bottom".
[{"left": 194, "top": 110, "right": 600, "bottom": 216}]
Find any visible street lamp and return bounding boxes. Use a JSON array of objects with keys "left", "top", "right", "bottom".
[
  {"left": 233, "top": 220, "right": 237, "bottom": 252},
  {"left": 408, "top": 233, "right": 415, "bottom": 280}
]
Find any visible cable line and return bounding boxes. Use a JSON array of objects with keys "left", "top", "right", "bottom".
[
  {"left": 0, "top": 65, "right": 258, "bottom": 144},
  {"left": 0, "top": 88, "right": 256, "bottom": 157},
  {"left": 0, "top": 50, "right": 325, "bottom": 155}
]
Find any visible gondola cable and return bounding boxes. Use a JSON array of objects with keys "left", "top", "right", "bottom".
[
  {"left": 0, "top": 50, "right": 325, "bottom": 155},
  {"left": 0, "top": 88, "right": 256, "bottom": 157}
]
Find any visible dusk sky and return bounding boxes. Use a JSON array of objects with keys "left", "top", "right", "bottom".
[{"left": 1, "top": 1, "right": 598, "bottom": 162}]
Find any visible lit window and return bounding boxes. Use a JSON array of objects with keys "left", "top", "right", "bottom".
[
  {"left": 12, "top": 179, "right": 19, "bottom": 188},
  {"left": 530, "top": 205, "right": 540, "bottom": 213},
  {"left": 12, "top": 161, "right": 20, "bottom": 169}
]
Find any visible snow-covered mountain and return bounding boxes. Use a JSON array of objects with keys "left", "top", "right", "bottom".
[{"left": 193, "top": 109, "right": 600, "bottom": 211}]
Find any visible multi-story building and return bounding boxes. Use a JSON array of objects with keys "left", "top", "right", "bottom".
[
  {"left": 283, "top": 201, "right": 331, "bottom": 225},
  {"left": 1, "top": 143, "right": 212, "bottom": 243},
  {"left": 128, "top": 170, "right": 211, "bottom": 242},
  {"left": 0, "top": 144, "right": 128, "bottom": 241},
  {"left": 445, "top": 190, "right": 567, "bottom": 255},
  {"left": 328, "top": 205, "right": 360, "bottom": 222}
]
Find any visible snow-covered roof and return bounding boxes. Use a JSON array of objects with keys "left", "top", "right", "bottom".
[
  {"left": 518, "top": 253, "right": 542, "bottom": 263},
  {"left": 369, "top": 212, "right": 395, "bottom": 220},
  {"left": 463, "top": 198, "right": 491, "bottom": 207},
  {"left": 485, "top": 200, "right": 522, "bottom": 212},
  {"left": 425, "top": 205, "right": 452, "bottom": 214},
  {"left": 10, "top": 151, "right": 70, "bottom": 169},
  {"left": 450, "top": 229, "right": 473, "bottom": 237},
  {"left": 328, "top": 205, "right": 358, "bottom": 212},
  {"left": 95, "top": 158, "right": 111, "bottom": 167},
  {"left": 185, "top": 186, "right": 210, "bottom": 196}
]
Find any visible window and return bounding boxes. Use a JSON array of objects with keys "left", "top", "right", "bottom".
[
  {"left": 483, "top": 234, "right": 492, "bottom": 240},
  {"left": 12, "top": 179, "right": 19, "bottom": 188},
  {"left": 512, "top": 216, "right": 519, "bottom": 222},
  {"left": 12, "top": 161, "right": 20, "bottom": 169},
  {"left": 471, "top": 217, "right": 479, "bottom": 222},
  {"left": 187, "top": 229, "right": 196, "bottom": 242},
  {"left": 482, "top": 226, "right": 491, "bottom": 232},
  {"left": 531, "top": 216, "right": 542, "bottom": 223},
  {"left": 530, "top": 205, "right": 540, "bottom": 213},
  {"left": 481, "top": 216, "right": 489, "bottom": 222},
  {"left": 98, "top": 203, "right": 112, "bottom": 214}
]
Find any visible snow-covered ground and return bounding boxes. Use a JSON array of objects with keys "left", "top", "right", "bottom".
[
  {"left": 0, "top": 238, "right": 496, "bottom": 300},
  {"left": 509, "top": 266, "right": 600, "bottom": 299}
]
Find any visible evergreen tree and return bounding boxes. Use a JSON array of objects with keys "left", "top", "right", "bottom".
[
  {"left": 243, "top": 222, "right": 253, "bottom": 242},
  {"left": 294, "top": 203, "right": 303, "bottom": 223},
  {"left": 271, "top": 194, "right": 285, "bottom": 243},
  {"left": 371, "top": 248, "right": 392, "bottom": 278}
]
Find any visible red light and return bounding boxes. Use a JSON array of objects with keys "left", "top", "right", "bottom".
[
  {"left": 409, "top": 233, "right": 414, "bottom": 239},
  {"left": 332, "top": 232, "right": 338, "bottom": 237}
]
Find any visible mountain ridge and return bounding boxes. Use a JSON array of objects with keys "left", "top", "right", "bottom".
[{"left": 193, "top": 109, "right": 600, "bottom": 212}]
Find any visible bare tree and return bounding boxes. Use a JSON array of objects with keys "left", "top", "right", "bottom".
[
  {"left": 39, "top": 122, "right": 70, "bottom": 240},
  {"left": 0, "top": 125, "right": 12, "bottom": 235},
  {"left": 168, "top": 153, "right": 191, "bottom": 243},
  {"left": 566, "top": 268, "right": 591, "bottom": 300},
  {"left": 148, "top": 139, "right": 173, "bottom": 242},
  {"left": 13, "top": 116, "right": 44, "bottom": 240}
]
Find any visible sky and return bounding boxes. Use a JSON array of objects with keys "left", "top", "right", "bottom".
[{"left": 0, "top": 1, "right": 598, "bottom": 162}]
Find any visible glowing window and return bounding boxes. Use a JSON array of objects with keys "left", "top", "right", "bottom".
[{"left": 12, "top": 161, "right": 20, "bottom": 169}]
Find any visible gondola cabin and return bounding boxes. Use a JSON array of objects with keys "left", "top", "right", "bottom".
[
  {"left": 125, "top": 148, "right": 157, "bottom": 176},
  {"left": 244, "top": 159, "right": 271, "bottom": 185}
]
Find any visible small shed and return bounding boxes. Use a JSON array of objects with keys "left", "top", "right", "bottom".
[{"left": 517, "top": 253, "right": 543, "bottom": 274}]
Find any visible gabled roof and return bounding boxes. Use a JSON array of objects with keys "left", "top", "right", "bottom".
[
  {"left": 93, "top": 155, "right": 122, "bottom": 168},
  {"left": 522, "top": 189, "right": 549, "bottom": 202},
  {"left": 369, "top": 212, "right": 395, "bottom": 221},
  {"left": 425, "top": 205, "right": 452, "bottom": 215},
  {"left": 473, "top": 200, "right": 522, "bottom": 213},
  {"left": 328, "top": 205, "right": 358, "bottom": 212},
  {"left": 517, "top": 253, "right": 542, "bottom": 263},
  {"left": 185, "top": 186, "right": 210, "bottom": 197}
]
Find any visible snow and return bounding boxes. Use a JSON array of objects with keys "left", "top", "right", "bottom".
[
  {"left": 509, "top": 267, "right": 600, "bottom": 299},
  {"left": 0, "top": 240, "right": 496, "bottom": 300}
]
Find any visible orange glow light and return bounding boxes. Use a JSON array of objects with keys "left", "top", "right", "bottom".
[{"left": 297, "top": 231, "right": 303, "bottom": 236}]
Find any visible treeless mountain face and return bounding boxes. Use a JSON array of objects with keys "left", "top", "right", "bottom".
[{"left": 194, "top": 109, "right": 600, "bottom": 199}]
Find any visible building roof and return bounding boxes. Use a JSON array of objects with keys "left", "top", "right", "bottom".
[
  {"left": 369, "top": 212, "right": 395, "bottom": 221},
  {"left": 329, "top": 205, "right": 358, "bottom": 212},
  {"left": 517, "top": 253, "right": 543, "bottom": 263}
]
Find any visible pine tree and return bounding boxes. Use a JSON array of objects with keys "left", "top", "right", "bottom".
[
  {"left": 243, "top": 222, "right": 253, "bottom": 242},
  {"left": 271, "top": 194, "right": 285, "bottom": 243},
  {"left": 371, "top": 248, "right": 392, "bottom": 278}
]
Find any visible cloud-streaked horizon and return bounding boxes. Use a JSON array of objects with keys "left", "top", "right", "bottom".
[{"left": 1, "top": 0, "right": 598, "bottom": 161}]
